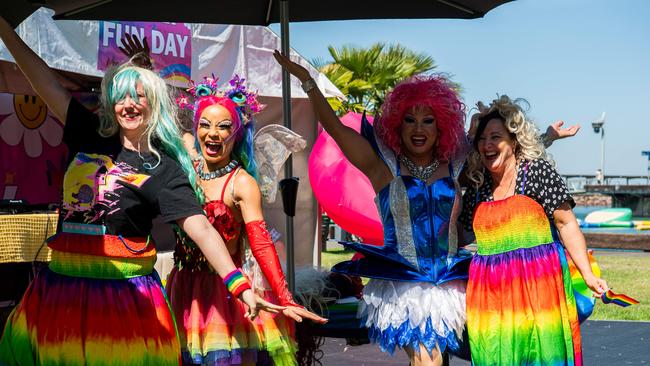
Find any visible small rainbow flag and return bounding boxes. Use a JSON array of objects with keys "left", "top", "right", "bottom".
[{"left": 601, "top": 290, "right": 640, "bottom": 307}]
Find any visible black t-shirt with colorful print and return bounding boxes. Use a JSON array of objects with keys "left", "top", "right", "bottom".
[{"left": 60, "top": 97, "right": 203, "bottom": 237}]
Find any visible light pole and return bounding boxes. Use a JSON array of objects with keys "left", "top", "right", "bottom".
[
  {"left": 642, "top": 151, "right": 650, "bottom": 183},
  {"left": 592, "top": 112, "right": 606, "bottom": 184}
]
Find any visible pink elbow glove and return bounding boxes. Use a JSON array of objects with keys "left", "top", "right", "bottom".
[{"left": 245, "top": 220, "right": 300, "bottom": 307}]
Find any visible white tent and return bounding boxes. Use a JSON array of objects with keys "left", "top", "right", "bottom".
[
  {"left": 0, "top": 9, "right": 343, "bottom": 99},
  {"left": 0, "top": 8, "right": 342, "bottom": 267}
]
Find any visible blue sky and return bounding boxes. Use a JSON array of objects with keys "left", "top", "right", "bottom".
[{"left": 270, "top": 0, "right": 650, "bottom": 176}]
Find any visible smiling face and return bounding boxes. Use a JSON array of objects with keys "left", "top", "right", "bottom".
[
  {"left": 14, "top": 94, "right": 48, "bottom": 129},
  {"left": 113, "top": 81, "right": 151, "bottom": 137},
  {"left": 476, "top": 118, "right": 517, "bottom": 175},
  {"left": 196, "top": 104, "right": 236, "bottom": 168},
  {"left": 400, "top": 105, "right": 438, "bottom": 160}
]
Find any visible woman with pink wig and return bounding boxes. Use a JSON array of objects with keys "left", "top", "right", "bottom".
[
  {"left": 273, "top": 49, "right": 578, "bottom": 365},
  {"left": 167, "top": 75, "right": 326, "bottom": 365},
  {"left": 275, "top": 52, "right": 471, "bottom": 366}
]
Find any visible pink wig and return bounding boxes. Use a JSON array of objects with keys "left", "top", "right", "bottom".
[
  {"left": 194, "top": 95, "right": 243, "bottom": 142},
  {"left": 375, "top": 75, "right": 466, "bottom": 161}
]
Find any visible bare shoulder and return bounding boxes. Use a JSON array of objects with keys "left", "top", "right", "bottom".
[{"left": 233, "top": 169, "right": 262, "bottom": 201}]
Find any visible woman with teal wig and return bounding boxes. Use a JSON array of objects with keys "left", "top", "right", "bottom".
[{"left": 0, "top": 15, "right": 276, "bottom": 365}]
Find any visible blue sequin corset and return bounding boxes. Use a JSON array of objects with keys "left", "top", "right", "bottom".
[{"left": 332, "top": 114, "right": 471, "bottom": 284}]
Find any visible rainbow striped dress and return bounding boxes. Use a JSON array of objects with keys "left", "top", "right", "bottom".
[
  {"left": 167, "top": 169, "right": 296, "bottom": 366},
  {"left": 467, "top": 192, "right": 582, "bottom": 366},
  {"left": 0, "top": 149, "right": 199, "bottom": 365}
]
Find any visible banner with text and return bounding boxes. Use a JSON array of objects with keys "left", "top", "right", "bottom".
[{"left": 98, "top": 21, "right": 191, "bottom": 83}]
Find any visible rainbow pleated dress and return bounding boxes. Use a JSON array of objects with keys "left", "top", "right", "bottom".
[
  {"left": 467, "top": 194, "right": 582, "bottom": 366},
  {"left": 0, "top": 149, "right": 183, "bottom": 365},
  {"left": 0, "top": 234, "right": 180, "bottom": 366},
  {"left": 167, "top": 198, "right": 296, "bottom": 366}
]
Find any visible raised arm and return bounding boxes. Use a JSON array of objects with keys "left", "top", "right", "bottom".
[
  {"left": 118, "top": 33, "right": 153, "bottom": 70},
  {"left": 0, "top": 15, "right": 70, "bottom": 121},
  {"left": 236, "top": 172, "right": 327, "bottom": 324},
  {"left": 542, "top": 120, "right": 580, "bottom": 147},
  {"left": 468, "top": 102, "right": 580, "bottom": 148},
  {"left": 273, "top": 50, "right": 390, "bottom": 191}
]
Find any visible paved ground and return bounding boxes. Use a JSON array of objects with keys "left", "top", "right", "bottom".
[{"left": 318, "top": 320, "right": 650, "bottom": 365}]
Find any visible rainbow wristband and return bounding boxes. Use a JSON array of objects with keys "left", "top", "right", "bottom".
[{"left": 223, "top": 269, "right": 251, "bottom": 298}]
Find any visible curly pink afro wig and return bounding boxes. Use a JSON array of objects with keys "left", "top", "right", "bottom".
[{"left": 375, "top": 75, "right": 465, "bottom": 161}]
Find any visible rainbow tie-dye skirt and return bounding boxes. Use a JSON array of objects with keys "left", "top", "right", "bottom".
[{"left": 467, "top": 195, "right": 582, "bottom": 366}]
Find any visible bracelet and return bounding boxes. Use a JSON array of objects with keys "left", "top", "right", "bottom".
[
  {"left": 301, "top": 78, "right": 317, "bottom": 93},
  {"left": 223, "top": 269, "right": 251, "bottom": 298},
  {"left": 540, "top": 132, "right": 552, "bottom": 148}
]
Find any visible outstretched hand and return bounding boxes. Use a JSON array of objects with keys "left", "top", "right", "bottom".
[
  {"left": 282, "top": 305, "right": 328, "bottom": 324},
  {"left": 468, "top": 101, "right": 489, "bottom": 139},
  {"left": 118, "top": 34, "right": 153, "bottom": 70},
  {"left": 240, "top": 289, "right": 260, "bottom": 320},
  {"left": 545, "top": 120, "right": 581, "bottom": 142},
  {"left": 255, "top": 295, "right": 286, "bottom": 315},
  {"left": 241, "top": 291, "right": 287, "bottom": 321},
  {"left": 273, "top": 50, "right": 311, "bottom": 82},
  {"left": 584, "top": 274, "right": 609, "bottom": 298}
]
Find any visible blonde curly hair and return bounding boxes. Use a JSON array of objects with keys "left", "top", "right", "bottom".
[{"left": 466, "top": 95, "right": 552, "bottom": 188}]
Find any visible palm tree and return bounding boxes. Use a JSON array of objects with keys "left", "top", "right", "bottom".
[{"left": 314, "top": 43, "right": 437, "bottom": 114}]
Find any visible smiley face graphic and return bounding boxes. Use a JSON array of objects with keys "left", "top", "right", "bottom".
[
  {"left": 13, "top": 94, "right": 48, "bottom": 129},
  {"left": 0, "top": 92, "right": 64, "bottom": 158}
]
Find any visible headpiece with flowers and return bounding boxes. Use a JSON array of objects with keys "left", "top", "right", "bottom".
[{"left": 175, "top": 74, "right": 264, "bottom": 122}]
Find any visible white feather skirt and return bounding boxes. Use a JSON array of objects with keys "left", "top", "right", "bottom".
[{"left": 359, "top": 279, "right": 466, "bottom": 355}]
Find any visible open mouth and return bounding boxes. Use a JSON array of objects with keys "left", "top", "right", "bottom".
[
  {"left": 411, "top": 136, "right": 427, "bottom": 147},
  {"left": 204, "top": 141, "right": 223, "bottom": 156},
  {"left": 122, "top": 112, "right": 141, "bottom": 122},
  {"left": 483, "top": 151, "right": 498, "bottom": 163}
]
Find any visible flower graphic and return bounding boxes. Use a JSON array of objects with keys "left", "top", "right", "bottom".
[
  {"left": 204, "top": 200, "right": 239, "bottom": 242},
  {"left": 0, "top": 93, "right": 64, "bottom": 158}
]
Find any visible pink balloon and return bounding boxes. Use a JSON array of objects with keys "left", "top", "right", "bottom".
[{"left": 308, "top": 112, "right": 383, "bottom": 246}]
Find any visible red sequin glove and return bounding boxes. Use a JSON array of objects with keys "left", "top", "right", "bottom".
[{"left": 245, "top": 220, "right": 300, "bottom": 307}]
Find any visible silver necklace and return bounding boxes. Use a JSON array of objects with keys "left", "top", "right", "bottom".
[
  {"left": 398, "top": 155, "right": 440, "bottom": 181},
  {"left": 196, "top": 159, "right": 239, "bottom": 180}
]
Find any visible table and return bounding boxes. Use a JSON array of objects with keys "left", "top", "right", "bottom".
[{"left": 0, "top": 212, "right": 57, "bottom": 263}]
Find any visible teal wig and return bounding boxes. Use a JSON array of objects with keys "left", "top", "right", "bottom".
[{"left": 100, "top": 64, "right": 203, "bottom": 202}]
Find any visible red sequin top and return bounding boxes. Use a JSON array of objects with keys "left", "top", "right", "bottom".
[{"left": 173, "top": 168, "right": 242, "bottom": 272}]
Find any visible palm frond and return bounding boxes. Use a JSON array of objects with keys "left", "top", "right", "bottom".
[{"left": 318, "top": 42, "right": 457, "bottom": 114}]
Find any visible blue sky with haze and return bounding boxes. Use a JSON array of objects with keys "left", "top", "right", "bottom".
[{"left": 271, "top": 0, "right": 650, "bottom": 176}]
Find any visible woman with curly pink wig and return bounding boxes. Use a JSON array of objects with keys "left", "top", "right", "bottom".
[
  {"left": 375, "top": 75, "right": 467, "bottom": 163},
  {"left": 275, "top": 46, "right": 584, "bottom": 365},
  {"left": 275, "top": 52, "right": 471, "bottom": 366}
]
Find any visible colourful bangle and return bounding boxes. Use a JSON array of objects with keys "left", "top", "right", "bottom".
[{"left": 223, "top": 269, "right": 251, "bottom": 298}]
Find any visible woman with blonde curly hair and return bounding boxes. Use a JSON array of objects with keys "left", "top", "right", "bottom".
[{"left": 459, "top": 96, "right": 608, "bottom": 365}]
